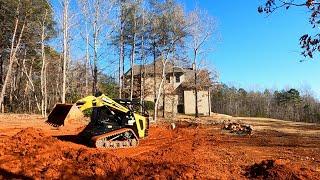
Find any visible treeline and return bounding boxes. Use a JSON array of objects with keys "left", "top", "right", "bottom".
[
  {"left": 211, "top": 85, "right": 320, "bottom": 123},
  {"left": 0, "top": 0, "right": 216, "bottom": 120},
  {"left": 0, "top": 0, "right": 117, "bottom": 114}
]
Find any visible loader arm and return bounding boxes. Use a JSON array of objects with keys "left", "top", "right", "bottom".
[
  {"left": 76, "top": 95, "right": 130, "bottom": 113},
  {"left": 46, "top": 94, "right": 130, "bottom": 127}
]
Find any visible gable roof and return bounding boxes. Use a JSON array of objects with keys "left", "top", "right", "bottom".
[
  {"left": 124, "top": 59, "right": 194, "bottom": 76},
  {"left": 124, "top": 59, "right": 212, "bottom": 90}
]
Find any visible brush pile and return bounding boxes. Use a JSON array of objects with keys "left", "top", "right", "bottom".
[{"left": 222, "top": 120, "right": 253, "bottom": 135}]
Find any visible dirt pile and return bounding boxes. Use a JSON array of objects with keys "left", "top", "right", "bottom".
[
  {"left": 0, "top": 127, "right": 196, "bottom": 179},
  {"left": 1, "top": 116, "right": 320, "bottom": 179},
  {"left": 245, "top": 160, "right": 317, "bottom": 180}
]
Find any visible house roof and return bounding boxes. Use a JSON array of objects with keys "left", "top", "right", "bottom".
[
  {"left": 124, "top": 59, "right": 194, "bottom": 76},
  {"left": 179, "top": 69, "right": 212, "bottom": 90},
  {"left": 124, "top": 59, "right": 212, "bottom": 90}
]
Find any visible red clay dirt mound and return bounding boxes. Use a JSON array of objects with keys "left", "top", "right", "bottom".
[
  {"left": 1, "top": 123, "right": 319, "bottom": 179},
  {"left": 245, "top": 159, "right": 315, "bottom": 180},
  {"left": 0, "top": 127, "right": 196, "bottom": 179}
]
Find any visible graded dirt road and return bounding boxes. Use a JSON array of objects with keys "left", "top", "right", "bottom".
[{"left": 0, "top": 114, "right": 320, "bottom": 179}]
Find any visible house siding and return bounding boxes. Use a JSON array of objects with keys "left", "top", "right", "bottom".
[{"left": 184, "top": 90, "right": 210, "bottom": 115}]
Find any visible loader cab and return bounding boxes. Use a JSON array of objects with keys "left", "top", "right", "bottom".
[{"left": 113, "top": 99, "right": 150, "bottom": 117}]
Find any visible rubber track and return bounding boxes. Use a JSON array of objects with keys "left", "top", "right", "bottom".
[{"left": 91, "top": 128, "right": 139, "bottom": 149}]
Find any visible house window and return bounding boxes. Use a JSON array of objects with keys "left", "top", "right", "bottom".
[
  {"left": 166, "top": 75, "right": 170, "bottom": 83},
  {"left": 175, "top": 75, "right": 180, "bottom": 83}
]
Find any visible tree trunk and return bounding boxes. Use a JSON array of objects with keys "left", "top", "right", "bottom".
[
  {"left": 119, "top": 37, "right": 123, "bottom": 98},
  {"left": 172, "top": 49, "right": 176, "bottom": 117},
  {"left": 140, "top": 11, "right": 145, "bottom": 112},
  {"left": 44, "top": 61, "right": 47, "bottom": 116},
  {"left": 9, "top": 78, "right": 13, "bottom": 112},
  {"left": 162, "top": 57, "right": 166, "bottom": 118},
  {"left": 154, "top": 59, "right": 167, "bottom": 122},
  {"left": 122, "top": 45, "right": 125, "bottom": 97},
  {"left": 162, "top": 87, "right": 165, "bottom": 118},
  {"left": 130, "top": 14, "right": 136, "bottom": 101},
  {"left": 153, "top": 42, "right": 157, "bottom": 119},
  {"left": 41, "top": 10, "right": 48, "bottom": 117},
  {"left": 62, "top": 0, "right": 69, "bottom": 103},
  {"left": 92, "top": 1, "right": 99, "bottom": 95},
  {"left": 194, "top": 50, "right": 199, "bottom": 118},
  {"left": 85, "top": 24, "right": 89, "bottom": 95},
  {"left": 0, "top": 56, "right": 3, "bottom": 86},
  {"left": 130, "top": 44, "right": 135, "bottom": 100},
  {"left": 119, "top": 4, "right": 124, "bottom": 99},
  {"left": 208, "top": 87, "right": 211, "bottom": 116}
]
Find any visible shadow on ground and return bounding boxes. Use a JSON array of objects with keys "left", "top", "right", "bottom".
[{"left": 0, "top": 168, "right": 33, "bottom": 180}]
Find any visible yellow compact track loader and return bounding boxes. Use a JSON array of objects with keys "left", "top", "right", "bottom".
[{"left": 46, "top": 94, "right": 150, "bottom": 148}]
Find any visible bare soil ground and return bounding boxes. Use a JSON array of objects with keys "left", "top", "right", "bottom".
[{"left": 0, "top": 113, "right": 320, "bottom": 179}]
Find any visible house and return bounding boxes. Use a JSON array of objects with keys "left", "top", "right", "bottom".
[{"left": 124, "top": 60, "right": 212, "bottom": 116}]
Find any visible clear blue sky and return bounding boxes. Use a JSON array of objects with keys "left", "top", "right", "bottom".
[{"left": 182, "top": 0, "right": 320, "bottom": 97}]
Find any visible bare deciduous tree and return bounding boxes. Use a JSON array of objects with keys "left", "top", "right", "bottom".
[
  {"left": 188, "top": 8, "right": 216, "bottom": 118},
  {"left": 40, "top": 9, "right": 48, "bottom": 117},
  {"left": 151, "top": 2, "right": 187, "bottom": 122},
  {"left": 79, "top": 0, "right": 114, "bottom": 95},
  {"left": 60, "top": 0, "right": 70, "bottom": 103}
]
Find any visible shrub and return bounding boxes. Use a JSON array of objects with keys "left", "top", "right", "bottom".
[{"left": 144, "top": 101, "right": 155, "bottom": 111}]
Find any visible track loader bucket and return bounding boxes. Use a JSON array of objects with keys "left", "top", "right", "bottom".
[{"left": 46, "top": 104, "right": 84, "bottom": 127}]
